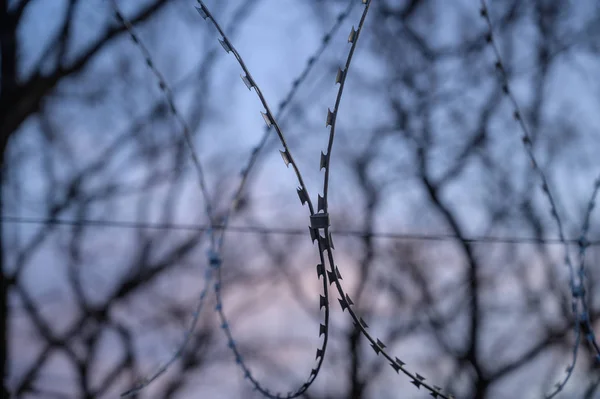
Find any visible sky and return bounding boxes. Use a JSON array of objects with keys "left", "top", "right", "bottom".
[{"left": 6, "top": 0, "right": 600, "bottom": 398}]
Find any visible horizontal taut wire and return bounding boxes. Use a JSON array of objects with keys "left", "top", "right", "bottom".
[{"left": 2, "top": 215, "right": 597, "bottom": 245}]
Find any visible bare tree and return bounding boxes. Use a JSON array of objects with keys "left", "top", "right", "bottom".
[{"left": 4, "top": 0, "right": 600, "bottom": 398}]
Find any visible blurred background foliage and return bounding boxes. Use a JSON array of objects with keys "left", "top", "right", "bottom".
[{"left": 2, "top": 0, "right": 600, "bottom": 397}]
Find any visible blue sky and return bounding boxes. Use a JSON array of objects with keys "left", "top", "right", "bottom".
[{"left": 7, "top": 0, "right": 600, "bottom": 397}]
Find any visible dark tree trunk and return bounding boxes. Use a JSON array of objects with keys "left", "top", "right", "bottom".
[{"left": 1, "top": 0, "right": 18, "bottom": 394}]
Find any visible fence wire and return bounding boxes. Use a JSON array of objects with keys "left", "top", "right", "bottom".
[{"left": 15, "top": 0, "right": 596, "bottom": 398}]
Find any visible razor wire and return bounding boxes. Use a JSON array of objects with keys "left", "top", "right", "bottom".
[
  {"left": 480, "top": 1, "right": 600, "bottom": 397},
  {"left": 104, "top": 0, "right": 600, "bottom": 397},
  {"left": 112, "top": 0, "right": 357, "bottom": 396}
]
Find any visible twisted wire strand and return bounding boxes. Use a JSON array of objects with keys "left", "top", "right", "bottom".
[
  {"left": 545, "top": 300, "right": 582, "bottom": 398},
  {"left": 313, "top": 1, "right": 454, "bottom": 397},
  {"left": 543, "top": 175, "right": 600, "bottom": 398},
  {"left": 194, "top": 0, "right": 344, "bottom": 396},
  {"left": 479, "top": 1, "right": 597, "bottom": 397},
  {"left": 119, "top": 269, "right": 213, "bottom": 397},
  {"left": 576, "top": 177, "right": 600, "bottom": 358},
  {"left": 109, "top": 1, "right": 220, "bottom": 395}
]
